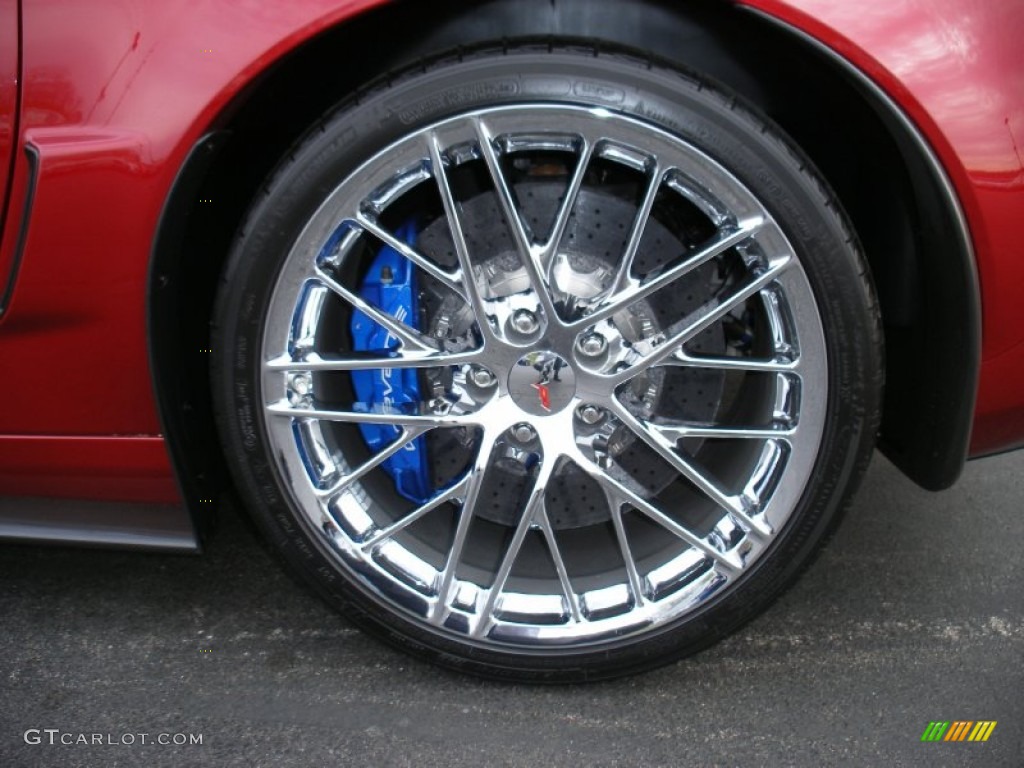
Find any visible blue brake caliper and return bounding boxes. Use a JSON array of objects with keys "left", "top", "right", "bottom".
[{"left": 349, "top": 222, "right": 432, "bottom": 503}]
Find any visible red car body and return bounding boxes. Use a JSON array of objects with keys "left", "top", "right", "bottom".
[{"left": 0, "top": 0, "right": 1021, "bottom": 549}]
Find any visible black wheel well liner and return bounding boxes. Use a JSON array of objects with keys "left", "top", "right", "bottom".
[{"left": 148, "top": 0, "right": 979, "bottom": 538}]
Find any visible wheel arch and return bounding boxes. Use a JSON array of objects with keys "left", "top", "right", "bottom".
[{"left": 148, "top": 0, "right": 979, "bottom": 535}]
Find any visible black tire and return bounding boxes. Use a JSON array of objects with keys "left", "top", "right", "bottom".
[{"left": 212, "top": 44, "right": 882, "bottom": 682}]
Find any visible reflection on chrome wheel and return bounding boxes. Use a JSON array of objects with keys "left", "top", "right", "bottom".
[{"left": 214, "top": 47, "right": 881, "bottom": 680}]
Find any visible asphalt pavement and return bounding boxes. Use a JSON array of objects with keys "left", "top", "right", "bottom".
[{"left": 1, "top": 451, "right": 1021, "bottom": 767}]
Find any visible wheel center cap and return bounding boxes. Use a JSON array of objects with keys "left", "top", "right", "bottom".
[{"left": 508, "top": 351, "right": 576, "bottom": 416}]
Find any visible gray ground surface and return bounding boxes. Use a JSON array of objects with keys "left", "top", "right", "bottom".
[{"left": 1, "top": 452, "right": 1021, "bottom": 767}]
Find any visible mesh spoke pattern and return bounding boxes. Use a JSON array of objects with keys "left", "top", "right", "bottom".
[{"left": 260, "top": 105, "right": 827, "bottom": 648}]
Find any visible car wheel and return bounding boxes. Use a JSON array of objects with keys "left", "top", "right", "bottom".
[{"left": 212, "top": 45, "right": 882, "bottom": 681}]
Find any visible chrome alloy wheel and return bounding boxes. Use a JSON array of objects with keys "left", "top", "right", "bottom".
[{"left": 259, "top": 104, "right": 827, "bottom": 649}]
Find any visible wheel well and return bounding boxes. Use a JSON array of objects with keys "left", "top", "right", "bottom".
[{"left": 149, "top": 0, "right": 978, "bottom": 534}]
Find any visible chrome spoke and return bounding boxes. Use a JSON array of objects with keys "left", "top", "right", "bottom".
[
  {"left": 664, "top": 350, "right": 799, "bottom": 373},
  {"left": 606, "top": 161, "right": 663, "bottom": 297},
  {"left": 354, "top": 212, "right": 467, "bottom": 300},
  {"left": 430, "top": 429, "right": 496, "bottom": 625},
  {"left": 605, "top": 255, "right": 791, "bottom": 385},
  {"left": 266, "top": 349, "right": 481, "bottom": 372},
  {"left": 361, "top": 476, "right": 471, "bottom": 551},
  {"left": 427, "top": 134, "right": 500, "bottom": 347},
  {"left": 607, "top": 493, "right": 647, "bottom": 607},
  {"left": 267, "top": 400, "right": 475, "bottom": 428},
  {"left": 614, "top": 404, "right": 773, "bottom": 539},
  {"left": 569, "top": 218, "right": 764, "bottom": 332},
  {"left": 472, "top": 460, "right": 555, "bottom": 638},
  {"left": 575, "top": 455, "right": 742, "bottom": 572},
  {"left": 534, "top": 502, "right": 583, "bottom": 623},
  {"left": 474, "top": 119, "right": 559, "bottom": 322},
  {"left": 317, "top": 426, "right": 431, "bottom": 499},
  {"left": 314, "top": 267, "right": 432, "bottom": 352},
  {"left": 609, "top": 401, "right": 750, "bottom": 522},
  {"left": 540, "top": 138, "right": 594, "bottom": 273},
  {"left": 647, "top": 422, "right": 795, "bottom": 443}
]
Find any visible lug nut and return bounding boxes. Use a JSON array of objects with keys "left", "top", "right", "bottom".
[
  {"left": 512, "top": 423, "right": 537, "bottom": 443},
  {"left": 577, "top": 404, "right": 604, "bottom": 425},
  {"left": 577, "top": 332, "right": 607, "bottom": 357},
  {"left": 511, "top": 309, "right": 540, "bottom": 335},
  {"left": 289, "top": 373, "right": 311, "bottom": 396},
  {"left": 470, "top": 367, "right": 496, "bottom": 388}
]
